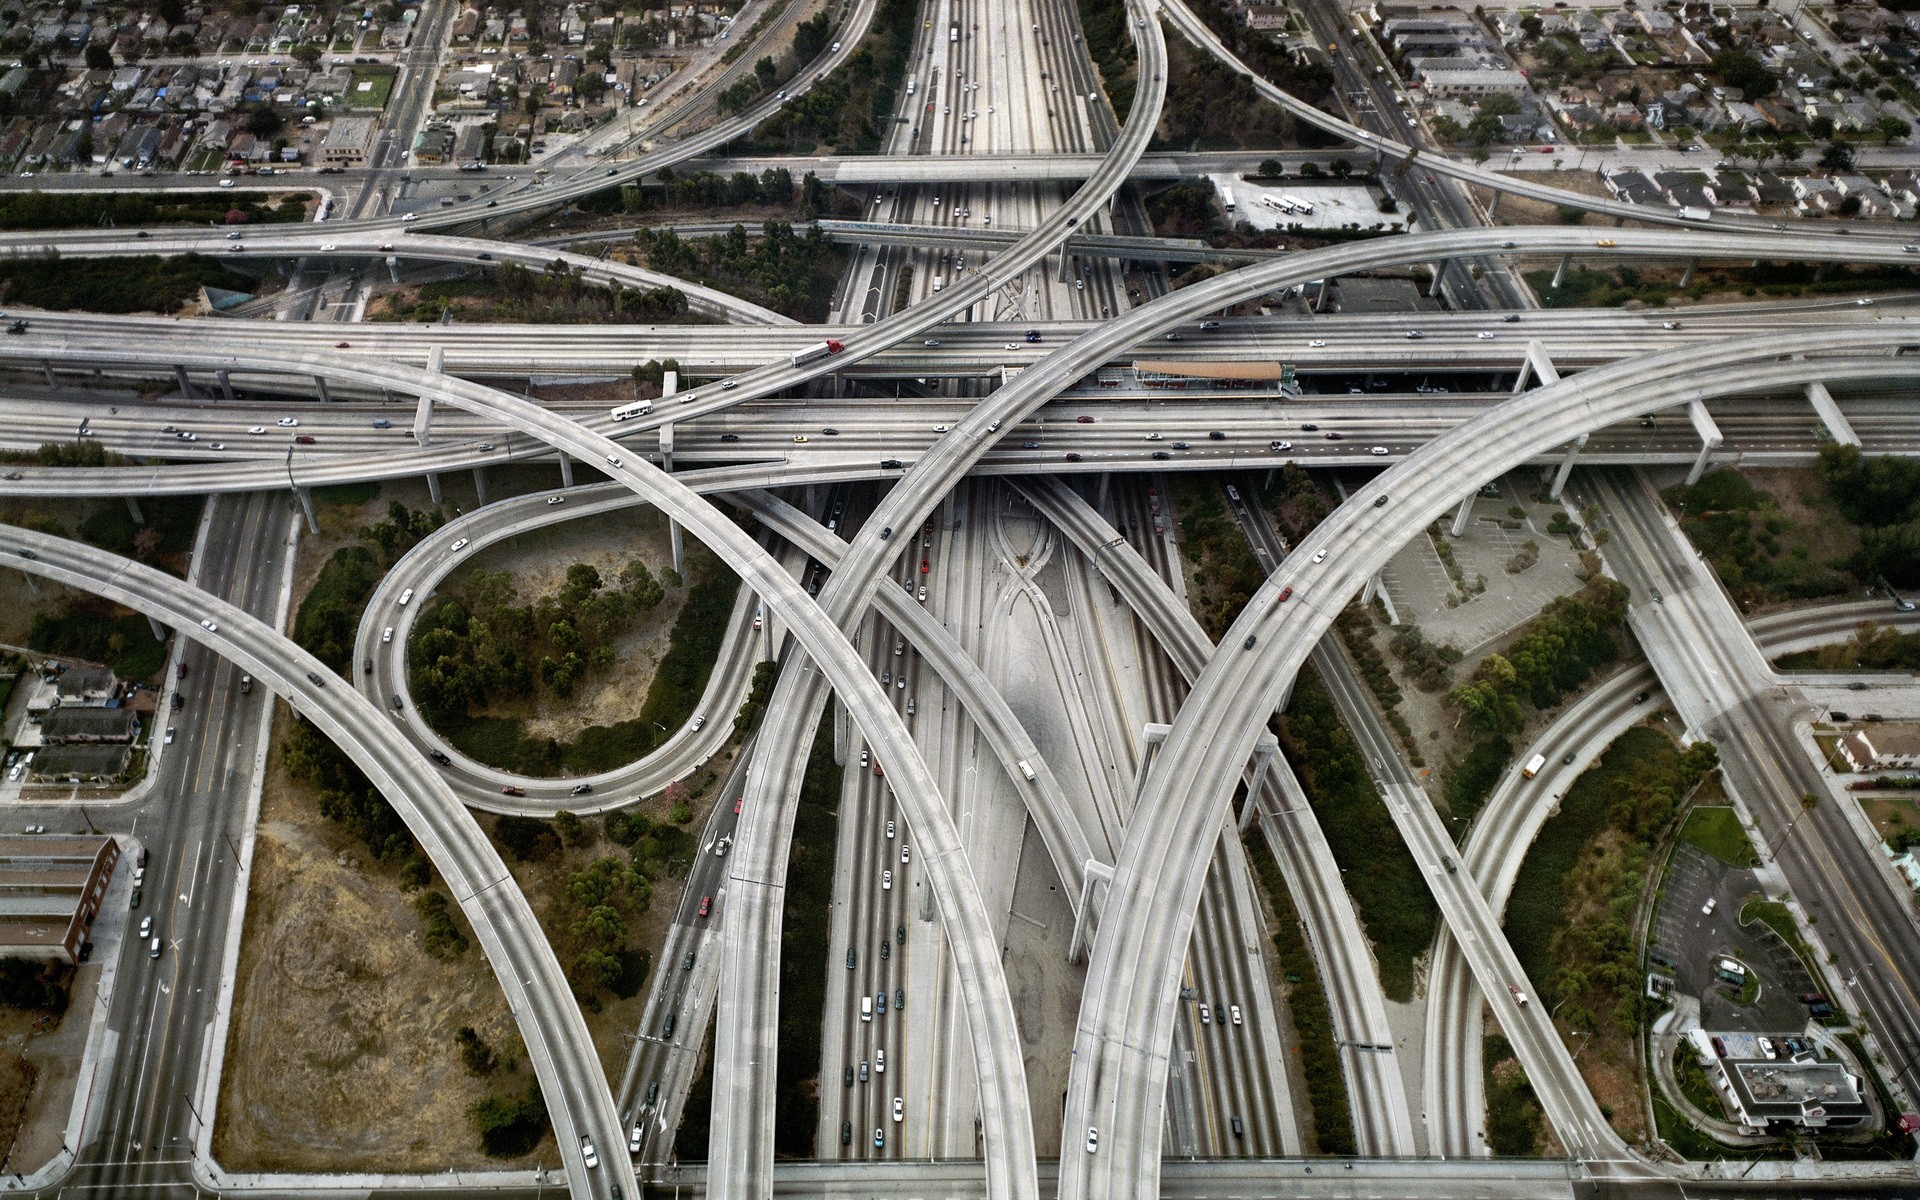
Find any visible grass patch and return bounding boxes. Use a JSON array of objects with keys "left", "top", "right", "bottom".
[
  {"left": 1662, "top": 469, "right": 1853, "bottom": 605},
  {"left": 1678, "top": 807, "right": 1754, "bottom": 866},
  {"left": 1484, "top": 1035, "right": 1545, "bottom": 1155},
  {"left": 346, "top": 66, "right": 396, "bottom": 109},
  {"left": 1241, "top": 828, "right": 1354, "bottom": 1154},
  {"left": 1673, "top": 1044, "right": 1725, "bottom": 1119},
  {"left": 772, "top": 706, "right": 842, "bottom": 1155},
  {"left": 0, "top": 254, "right": 258, "bottom": 314},
  {"left": 311, "top": 481, "right": 379, "bottom": 507},
  {"left": 1279, "top": 665, "right": 1434, "bottom": 1001},
  {"left": 1738, "top": 899, "right": 1814, "bottom": 971}
]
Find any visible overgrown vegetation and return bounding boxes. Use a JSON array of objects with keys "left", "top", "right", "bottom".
[
  {"left": 1449, "top": 578, "right": 1631, "bottom": 733},
  {"left": 467, "top": 1086, "right": 549, "bottom": 1158},
  {"left": 772, "top": 708, "right": 842, "bottom": 1155},
  {"left": 634, "top": 221, "right": 843, "bottom": 322},
  {"left": 1484, "top": 1035, "right": 1545, "bottom": 1155},
  {"left": 1818, "top": 444, "right": 1920, "bottom": 589},
  {"left": 1662, "top": 468, "right": 1852, "bottom": 604},
  {"left": 1147, "top": 179, "right": 1224, "bottom": 240},
  {"left": 376, "top": 259, "right": 695, "bottom": 325},
  {"left": 1507, "top": 727, "right": 1718, "bottom": 1040},
  {"left": 0, "top": 253, "right": 256, "bottom": 313},
  {"left": 1075, "top": 0, "right": 1138, "bottom": 115},
  {"left": 0, "top": 959, "right": 71, "bottom": 1012},
  {"left": 420, "top": 558, "right": 738, "bottom": 778},
  {"left": 0, "top": 440, "right": 134, "bottom": 468},
  {"left": 0, "top": 189, "right": 305, "bottom": 230},
  {"left": 1173, "top": 477, "right": 1264, "bottom": 640},
  {"left": 1182, "top": 0, "right": 1338, "bottom": 142},
  {"left": 1778, "top": 623, "right": 1920, "bottom": 673},
  {"left": 1242, "top": 830, "right": 1353, "bottom": 1154},
  {"left": 1336, "top": 608, "right": 1423, "bottom": 768},
  {"left": 1444, "top": 733, "right": 1514, "bottom": 828},
  {"left": 726, "top": 0, "right": 916, "bottom": 154},
  {"left": 1158, "top": 38, "right": 1291, "bottom": 149},
  {"left": 1280, "top": 666, "right": 1434, "bottom": 1001},
  {"left": 28, "top": 608, "right": 169, "bottom": 680},
  {"left": 1529, "top": 261, "right": 1920, "bottom": 310}
]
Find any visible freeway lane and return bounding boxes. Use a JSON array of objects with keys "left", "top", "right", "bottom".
[{"left": 0, "top": 525, "right": 620, "bottom": 1200}]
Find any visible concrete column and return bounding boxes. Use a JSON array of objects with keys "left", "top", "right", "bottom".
[
  {"left": 295, "top": 486, "right": 319, "bottom": 534},
  {"left": 147, "top": 614, "right": 168, "bottom": 642},
  {"left": 661, "top": 373, "right": 685, "bottom": 573},
  {"left": 41, "top": 363, "right": 55, "bottom": 388},
  {"left": 1449, "top": 492, "right": 1475, "bottom": 537},
  {"left": 1427, "top": 259, "right": 1446, "bottom": 298},
  {"left": 1551, "top": 254, "right": 1571, "bottom": 289},
  {"left": 386, "top": 255, "right": 401, "bottom": 284},
  {"left": 217, "top": 369, "right": 234, "bottom": 402},
  {"left": 1685, "top": 398, "right": 1725, "bottom": 486},
  {"left": 1678, "top": 257, "right": 1698, "bottom": 288},
  {"left": 1312, "top": 277, "right": 1329, "bottom": 313},
  {"left": 1068, "top": 859, "right": 1115, "bottom": 964},
  {"left": 669, "top": 520, "right": 685, "bottom": 577},
  {"left": 124, "top": 496, "right": 144, "bottom": 525},
  {"left": 426, "top": 473, "right": 444, "bottom": 505},
  {"left": 314, "top": 375, "right": 331, "bottom": 404},
  {"left": 833, "top": 694, "right": 847, "bottom": 766},
  {"left": 1805, "top": 381, "right": 1861, "bottom": 447},
  {"left": 1274, "top": 672, "right": 1294, "bottom": 713},
  {"left": 472, "top": 467, "right": 487, "bottom": 505},
  {"left": 1360, "top": 572, "right": 1379, "bottom": 605},
  {"left": 1095, "top": 472, "right": 1111, "bottom": 513},
  {"left": 1549, "top": 433, "right": 1588, "bottom": 500},
  {"left": 412, "top": 394, "right": 435, "bottom": 446},
  {"left": 173, "top": 364, "right": 194, "bottom": 398},
  {"left": 1238, "top": 735, "right": 1280, "bottom": 832},
  {"left": 1511, "top": 355, "right": 1532, "bottom": 394},
  {"left": 558, "top": 450, "right": 576, "bottom": 488},
  {"left": 1487, "top": 190, "right": 1500, "bottom": 218},
  {"left": 383, "top": 389, "right": 396, "bottom": 405}
]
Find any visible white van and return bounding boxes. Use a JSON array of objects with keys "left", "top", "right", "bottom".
[{"left": 861, "top": 996, "right": 873, "bottom": 1022}]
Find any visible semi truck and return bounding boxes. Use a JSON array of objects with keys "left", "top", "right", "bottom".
[{"left": 791, "top": 338, "right": 846, "bottom": 366}]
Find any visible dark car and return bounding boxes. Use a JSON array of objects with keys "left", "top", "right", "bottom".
[
  {"left": 6, "top": 320, "right": 26, "bottom": 335},
  {"left": 1151, "top": 450, "right": 1171, "bottom": 460},
  {"left": 295, "top": 434, "right": 316, "bottom": 444},
  {"left": 571, "top": 783, "right": 593, "bottom": 795},
  {"left": 1301, "top": 423, "right": 1319, "bottom": 432},
  {"left": 720, "top": 433, "right": 740, "bottom": 442},
  {"left": 429, "top": 750, "right": 451, "bottom": 765},
  {"left": 1025, "top": 330, "right": 1042, "bottom": 343},
  {"left": 1065, "top": 452, "right": 1082, "bottom": 462}
]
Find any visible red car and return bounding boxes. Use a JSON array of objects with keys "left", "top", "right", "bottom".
[
  {"left": 873, "top": 762, "right": 884, "bottom": 777},
  {"left": 1278, "top": 587, "right": 1294, "bottom": 602},
  {"left": 697, "top": 895, "right": 712, "bottom": 917},
  {"left": 502, "top": 785, "right": 526, "bottom": 797},
  {"left": 734, "top": 797, "right": 743, "bottom": 815},
  {"left": 334, "top": 341, "right": 351, "bottom": 349},
  {"left": 919, "top": 560, "right": 929, "bottom": 573},
  {"left": 1076, "top": 415, "right": 1095, "bottom": 423},
  {"left": 295, "top": 435, "right": 316, "bottom": 444}
]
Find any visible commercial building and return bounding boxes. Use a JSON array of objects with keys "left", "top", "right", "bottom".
[
  {"left": 319, "top": 116, "right": 377, "bottom": 168},
  {"left": 0, "top": 836, "right": 121, "bottom": 964}
]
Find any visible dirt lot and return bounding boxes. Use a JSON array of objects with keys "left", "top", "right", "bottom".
[
  {"left": 1476, "top": 167, "right": 1613, "bottom": 229},
  {"left": 213, "top": 703, "right": 545, "bottom": 1174},
  {"left": 455, "top": 508, "right": 717, "bottom": 742}
]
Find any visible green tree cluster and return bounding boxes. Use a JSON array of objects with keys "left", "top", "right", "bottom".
[
  {"left": 0, "top": 190, "right": 300, "bottom": 232},
  {"left": 0, "top": 253, "right": 253, "bottom": 314},
  {"left": 1820, "top": 444, "right": 1920, "bottom": 587},
  {"left": 732, "top": 0, "right": 917, "bottom": 155},
  {"left": 1780, "top": 622, "right": 1920, "bottom": 672},
  {"left": 772, "top": 714, "right": 843, "bottom": 1154},
  {"left": 1448, "top": 577, "right": 1630, "bottom": 731},
  {"left": 616, "top": 167, "right": 795, "bottom": 213},
  {"left": 1711, "top": 49, "right": 1779, "bottom": 99},
  {"left": 414, "top": 890, "right": 470, "bottom": 959},
  {"left": 1663, "top": 467, "right": 1852, "bottom": 601},
  {"left": 560, "top": 855, "right": 652, "bottom": 998},
  {"left": 638, "top": 221, "right": 837, "bottom": 321},
  {"left": 467, "top": 1087, "right": 548, "bottom": 1157}
]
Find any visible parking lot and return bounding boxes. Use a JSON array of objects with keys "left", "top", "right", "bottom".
[{"left": 1650, "top": 845, "right": 1812, "bottom": 1032}]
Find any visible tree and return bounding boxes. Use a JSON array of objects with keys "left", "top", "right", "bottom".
[
  {"left": 1330, "top": 158, "right": 1352, "bottom": 177},
  {"left": 243, "top": 103, "right": 283, "bottom": 138},
  {"left": 1877, "top": 114, "right": 1912, "bottom": 144},
  {"left": 1256, "top": 157, "right": 1282, "bottom": 178},
  {"left": 292, "top": 44, "right": 322, "bottom": 66},
  {"left": 1818, "top": 140, "right": 1855, "bottom": 172},
  {"left": 1299, "top": 160, "right": 1323, "bottom": 178},
  {"left": 1520, "top": 13, "right": 1542, "bottom": 36},
  {"left": 84, "top": 44, "right": 113, "bottom": 70},
  {"left": 1711, "top": 48, "right": 1778, "bottom": 99}
]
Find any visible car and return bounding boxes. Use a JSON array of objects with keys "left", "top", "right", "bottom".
[
  {"left": 1311, "top": 550, "right": 1327, "bottom": 564},
  {"left": 451, "top": 538, "right": 469, "bottom": 552},
  {"left": 629, "top": 1125, "right": 643, "bottom": 1154},
  {"left": 1509, "top": 985, "right": 1527, "bottom": 1006},
  {"left": 892, "top": 1097, "right": 904, "bottom": 1122},
  {"left": 845, "top": 1067, "right": 855, "bottom": 1087},
  {"left": 883, "top": 869, "right": 893, "bottom": 890},
  {"left": 698, "top": 894, "right": 712, "bottom": 917},
  {"left": 1701, "top": 897, "right": 1717, "bottom": 916},
  {"left": 502, "top": 785, "right": 527, "bottom": 797},
  {"left": 901, "top": 844, "right": 911, "bottom": 864},
  {"left": 792, "top": 435, "right": 809, "bottom": 443},
  {"left": 295, "top": 434, "right": 316, "bottom": 444},
  {"left": 1595, "top": 238, "right": 1616, "bottom": 248},
  {"left": 1171, "top": 441, "right": 1190, "bottom": 450},
  {"left": 1308, "top": 339, "right": 1326, "bottom": 348},
  {"left": 1200, "top": 1002, "right": 1211, "bottom": 1024},
  {"left": 1208, "top": 431, "right": 1226, "bottom": 441},
  {"left": 874, "top": 1128, "right": 885, "bottom": 1148},
  {"left": 1633, "top": 691, "right": 1650, "bottom": 705},
  {"left": 200, "top": 619, "right": 218, "bottom": 632},
  {"left": 917, "top": 585, "right": 927, "bottom": 602},
  {"left": 1369, "top": 446, "right": 1389, "bottom": 456},
  {"left": 923, "top": 338, "right": 941, "bottom": 347},
  {"left": 1301, "top": 423, "right": 1319, "bottom": 432},
  {"left": 1025, "top": 331, "right": 1042, "bottom": 343},
  {"left": 1230, "top": 1004, "right": 1242, "bottom": 1025},
  {"left": 933, "top": 424, "right": 950, "bottom": 433},
  {"left": 1076, "top": 415, "right": 1096, "bottom": 424},
  {"left": 1857, "top": 297, "right": 1875, "bottom": 307},
  {"left": 1, "top": 473, "right": 18, "bottom": 481},
  {"left": 164, "top": 727, "right": 176, "bottom": 746},
  {"left": 1270, "top": 440, "right": 1292, "bottom": 452},
  {"left": 1151, "top": 451, "right": 1170, "bottom": 460},
  {"left": 248, "top": 426, "right": 266, "bottom": 435},
  {"left": 1405, "top": 330, "right": 1423, "bottom": 340},
  {"left": 1661, "top": 321, "right": 1679, "bottom": 331},
  {"left": 129, "top": 888, "right": 142, "bottom": 910},
  {"left": 278, "top": 417, "right": 299, "bottom": 427},
  {"left": 1477, "top": 331, "right": 1494, "bottom": 340},
  {"left": 1324, "top": 431, "right": 1343, "bottom": 441},
  {"left": 1087, "top": 1127, "right": 1099, "bottom": 1153},
  {"left": 1277, "top": 586, "right": 1294, "bottom": 602},
  {"left": 219, "top": 179, "right": 235, "bottom": 188},
  {"left": 887, "top": 820, "right": 896, "bottom": 839},
  {"left": 1022, "top": 441, "right": 1040, "bottom": 449},
  {"left": 139, "top": 916, "right": 154, "bottom": 940},
  {"left": 607, "top": 455, "right": 622, "bottom": 467},
  {"left": 429, "top": 750, "right": 451, "bottom": 766},
  {"left": 581, "top": 1138, "right": 598, "bottom": 1169},
  {"left": 571, "top": 783, "right": 593, "bottom": 796}
]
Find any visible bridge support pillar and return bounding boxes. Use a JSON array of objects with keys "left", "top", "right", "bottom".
[
  {"left": 1068, "top": 859, "right": 1115, "bottom": 964},
  {"left": 217, "top": 370, "right": 235, "bottom": 402},
  {"left": 660, "top": 374, "right": 685, "bottom": 574},
  {"left": 1427, "top": 259, "right": 1446, "bottom": 298},
  {"left": 1549, "top": 433, "right": 1588, "bottom": 500},
  {"left": 558, "top": 451, "right": 576, "bottom": 488},
  {"left": 147, "top": 614, "right": 167, "bottom": 642},
  {"left": 1679, "top": 257, "right": 1698, "bottom": 288},
  {"left": 1238, "top": 734, "right": 1281, "bottom": 832},
  {"left": 173, "top": 365, "right": 194, "bottom": 398},
  {"left": 833, "top": 694, "right": 848, "bottom": 767},
  {"left": 1805, "top": 381, "right": 1860, "bottom": 447},
  {"left": 124, "top": 497, "right": 144, "bottom": 525},
  {"left": 426, "top": 473, "right": 444, "bottom": 505},
  {"left": 1487, "top": 190, "right": 1500, "bottom": 218},
  {"left": 1551, "top": 254, "right": 1571, "bottom": 290},
  {"left": 472, "top": 467, "right": 487, "bottom": 505},
  {"left": 1449, "top": 492, "right": 1475, "bottom": 537},
  {"left": 295, "top": 486, "right": 319, "bottom": 534},
  {"left": 41, "top": 363, "right": 55, "bottom": 389},
  {"left": 1360, "top": 572, "right": 1379, "bottom": 606},
  {"left": 1312, "top": 277, "right": 1329, "bottom": 313},
  {"left": 386, "top": 255, "right": 400, "bottom": 285},
  {"left": 412, "top": 394, "right": 435, "bottom": 446},
  {"left": 1685, "top": 399, "right": 1725, "bottom": 486},
  {"left": 314, "top": 375, "right": 331, "bottom": 405},
  {"left": 1095, "top": 473, "right": 1111, "bottom": 513}
]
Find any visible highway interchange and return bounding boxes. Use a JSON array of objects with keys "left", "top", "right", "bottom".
[{"left": 2, "top": 0, "right": 1920, "bottom": 1194}]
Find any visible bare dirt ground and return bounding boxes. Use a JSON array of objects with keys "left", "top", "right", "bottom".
[
  {"left": 454, "top": 509, "right": 716, "bottom": 741},
  {"left": 214, "top": 704, "right": 543, "bottom": 1173},
  {"left": 1476, "top": 168, "right": 1612, "bottom": 228}
]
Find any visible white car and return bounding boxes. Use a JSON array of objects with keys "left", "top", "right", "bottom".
[
  {"left": 382, "top": 627, "right": 394, "bottom": 643},
  {"left": 882, "top": 869, "right": 893, "bottom": 890},
  {"left": 1310, "top": 550, "right": 1327, "bottom": 564},
  {"left": 861, "top": 750, "right": 870, "bottom": 768},
  {"left": 1369, "top": 446, "right": 1389, "bottom": 456},
  {"left": 1308, "top": 339, "right": 1326, "bottom": 348},
  {"left": 916, "top": 585, "right": 927, "bottom": 602},
  {"left": 876, "top": 1048, "right": 885, "bottom": 1073},
  {"left": 1271, "top": 441, "right": 1293, "bottom": 451},
  {"left": 451, "top": 538, "right": 469, "bottom": 552},
  {"left": 1087, "top": 1127, "right": 1098, "bottom": 1153},
  {"left": 320, "top": 243, "right": 338, "bottom": 252},
  {"left": 1477, "top": 331, "right": 1494, "bottom": 340},
  {"left": 886, "top": 820, "right": 896, "bottom": 839},
  {"left": 398, "top": 588, "right": 414, "bottom": 605},
  {"left": 200, "top": 619, "right": 218, "bottom": 632},
  {"left": 901, "top": 844, "right": 910, "bottom": 864},
  {"left": 547, "top": 496, "right": 566, "bottom": 505},
  {"left": 219, "top": 178, "right": 234, "bottom": 188},
  {"left": 1145, "top": 432, "right": 1162, "bottom": 440},
  {"left": 580, "top": 1138, "right": 598, "bottom": 1169},
  {"left": 932, "top": 424, "right": 950, "bottom": 433},
  {"left": 248, "top": 426, "right": 266, "bottom": 434},
  {"left": 1230, "top": 1004, "right": 1242, "bottom": 1025},
  {"left": 139, "top": 916, "right": 153, "bottom": 939},
  {"left": 277, "top": 417, "right": 298, "bottom": 427},
  {"left": 630, "top": 1126, "right": 642, "bottom": 1154},
  {"left": 607, "top": 455, "right": 622, "bottom": 467},
  {"left": 893, "top": 1097, "right": 904, "bottom": 1122},
  {"left": 164, "top": 727, "right": 176, "bottom": 745},
  {"left": 1701, "top": 897, "right": 1717, "bottom": 915}
]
